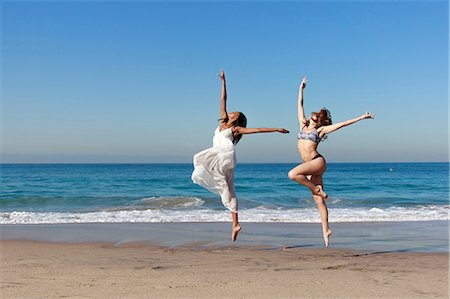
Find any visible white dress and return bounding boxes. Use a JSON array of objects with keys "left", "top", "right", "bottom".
[{"left": 192, "top": 127, "right": 238, "bottom": 212}]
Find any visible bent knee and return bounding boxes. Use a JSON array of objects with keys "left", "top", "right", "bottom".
[
  {"left": 288, "top": 169, "right": 306, "bottom": 180},
  {"left": 287, "top": 170, "right": 297, "bottom": 180}
]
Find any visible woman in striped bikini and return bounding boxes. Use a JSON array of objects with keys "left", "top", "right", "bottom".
[{"left": 288, "top": 76, "right": 374, "bottom": 247}]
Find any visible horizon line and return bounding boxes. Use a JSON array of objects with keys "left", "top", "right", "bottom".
[{"left": 1, "top": 161, "right": 449, "bottom": 165}]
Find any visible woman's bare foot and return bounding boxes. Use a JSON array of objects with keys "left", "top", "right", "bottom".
[
  {"left": 232, "top": 225, "right": 242, "bottom": 242},
  {"left": 313, "top": 185, "right": 328, "bottom": 199},
  {"left": 323, "top": 229, "right": 332, "bottom": 247}
]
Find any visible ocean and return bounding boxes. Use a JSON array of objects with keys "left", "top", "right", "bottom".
[{"left": 1, "top": 163, "right": 448, "bottom": 224}]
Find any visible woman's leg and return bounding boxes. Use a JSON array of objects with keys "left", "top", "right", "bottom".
[
  {"left": 311, "top": 174, "right": 332, "bottom": 247},
  {"left": 231, "top": 211, "right": 241, "bottom": 241},
  {"left": 288, "top": 158, "right": 327, "bottom": 198},
  {"left": 225, "top": 170, "right": 241, "bottom": 241}
]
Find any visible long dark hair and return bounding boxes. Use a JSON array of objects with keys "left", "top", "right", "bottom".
[{"left": 231, "top": 112, "right": 247, "bottom": 144}]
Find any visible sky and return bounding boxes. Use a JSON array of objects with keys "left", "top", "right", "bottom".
[{"left": 1, "top": 0, "right": 448, "bottom": 163}]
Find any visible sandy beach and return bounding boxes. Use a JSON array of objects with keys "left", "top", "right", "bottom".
[
  {"left": 1, "top": 222, "right": 448, "bottom": 298},
  {"left": 1, "top": 240, "right": 448, "bottom": 299}
]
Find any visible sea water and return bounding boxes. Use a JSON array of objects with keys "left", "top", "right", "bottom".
[{"left": 1, "top": 163, "right": 448, "bottom": 224}]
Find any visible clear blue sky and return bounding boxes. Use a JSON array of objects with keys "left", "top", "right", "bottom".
[{"left": 2, "top": 1, "right": 448, "bottom": 163}]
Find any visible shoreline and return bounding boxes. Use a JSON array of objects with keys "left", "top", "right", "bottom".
[{"left": 1, "top": 220, "right": 448, "bottom": 252}]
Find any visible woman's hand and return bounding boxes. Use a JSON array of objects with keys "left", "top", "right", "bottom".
[
  {"left": 300, "top": 76, "right": 308, "bottom": 89},
  {"left": 361, "top": 112, "right": 375, "bottom": 119},
  {"left": 277, "top": 128, "right": 290, "bottom": 134},
  {"left": 218, "top": 70, "right": 225, "bottom": 81}
]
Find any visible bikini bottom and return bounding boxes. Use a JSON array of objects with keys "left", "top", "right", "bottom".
[{"left": 312, "top": 153, "right": 325, "bottom": 161}]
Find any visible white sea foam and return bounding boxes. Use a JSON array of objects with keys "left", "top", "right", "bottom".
[
  {"left": 130, "top": 196, "right": 205, "bottom": 209},
  {"left": 0, "top": 205, "right": 449, "bottom": 224}
]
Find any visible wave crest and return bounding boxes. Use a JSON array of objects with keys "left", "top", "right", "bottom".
[{"left": 138, "top": 196, "right": 204, "bottom": 208}]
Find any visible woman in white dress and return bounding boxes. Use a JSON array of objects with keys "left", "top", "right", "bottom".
[{"left": 192, "top": 70, "right": 289, "bottom": 241}]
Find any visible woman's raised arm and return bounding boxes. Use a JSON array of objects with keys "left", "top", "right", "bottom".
[
  {"left": 218, "top": 70, "right": 228, "bottom": 124},
  {"left": 319, "top": 112, "right": 374, "bottom": 136},
  {"left": 298, "top": 76, "right": 308, "bottom": 129}
]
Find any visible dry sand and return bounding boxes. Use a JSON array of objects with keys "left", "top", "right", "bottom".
[{"left": 1, "top": 240, "right": 448, "bottom": 298}]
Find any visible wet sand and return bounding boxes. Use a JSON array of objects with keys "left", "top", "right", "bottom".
[{"left": 1, "top": 221, "right": 448, "bottom": 252}]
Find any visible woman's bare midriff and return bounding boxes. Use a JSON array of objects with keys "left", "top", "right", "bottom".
[{"left": 297, "top": 140, "right": 321, "bottom": 162}]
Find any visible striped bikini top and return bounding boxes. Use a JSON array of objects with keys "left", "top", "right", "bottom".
[{"left": 297, "top": 128, "right": 321, "bottom": 143}]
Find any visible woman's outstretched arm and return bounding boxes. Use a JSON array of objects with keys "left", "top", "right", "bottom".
[
  {"left": 319, "top": 112, "right": 375, "bottom": 135},
  {"left": 234, "top": 127, "right": 289, "bottom": 135},
  {"left": 218, "top": 70, "right": 228, "bottom": 124},
  {"left": 298, "top": 76, "right": 308, "bottom": 129}
]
